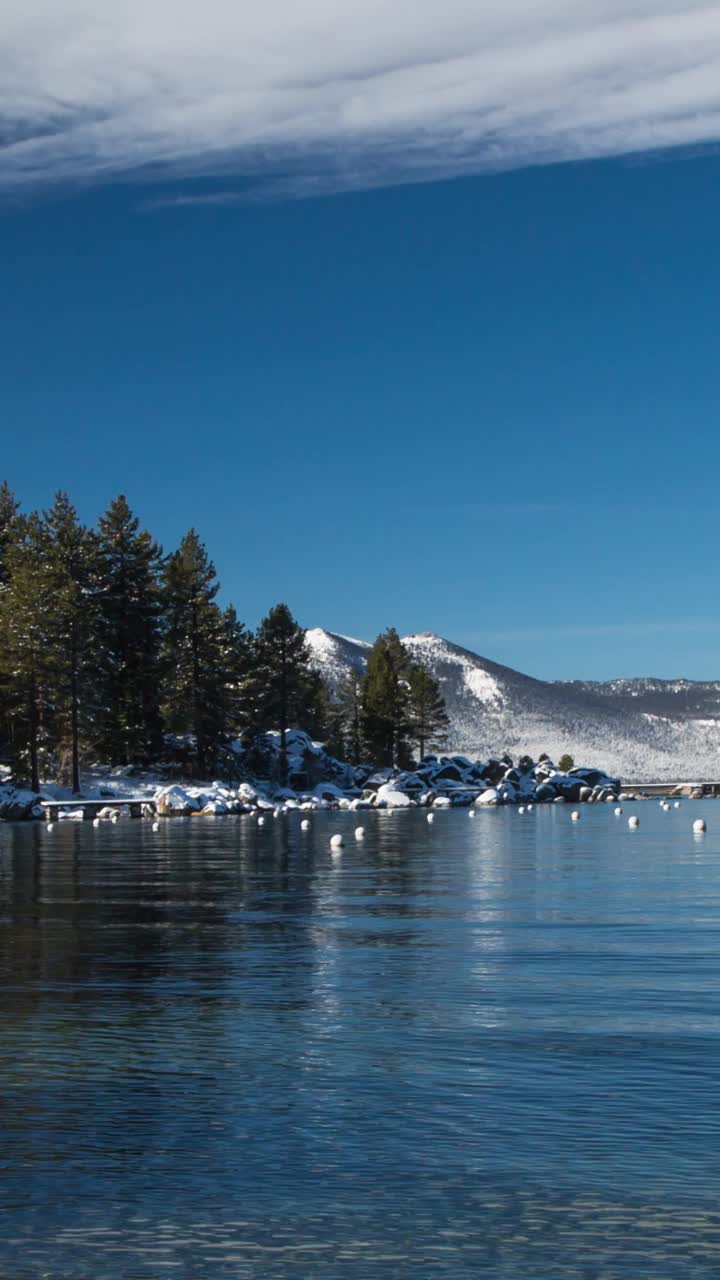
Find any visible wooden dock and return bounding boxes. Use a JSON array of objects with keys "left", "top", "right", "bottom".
[{"left": 40, "top": 798, "right": 155, "bottom": 821}]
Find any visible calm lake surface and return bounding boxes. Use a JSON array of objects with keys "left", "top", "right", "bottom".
[{"left": 3, "top": 803, "right": 720, "bottom": 1278}]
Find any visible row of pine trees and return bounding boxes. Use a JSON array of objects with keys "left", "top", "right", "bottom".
[{"left": 0, "top": 483, "right": 448, "bottom": 791}]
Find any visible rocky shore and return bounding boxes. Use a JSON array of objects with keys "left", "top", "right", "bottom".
[{"left": 0, "top": 733, "right": 623, "bottom": 821}]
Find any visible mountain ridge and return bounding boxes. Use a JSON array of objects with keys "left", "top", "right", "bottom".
[{"left": 305, "top": 628, "right": 720, "bottom": 780}]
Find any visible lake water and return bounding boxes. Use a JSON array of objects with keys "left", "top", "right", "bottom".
[{"left": 2, "top": 802, "right": 720, "bottom": 1278}]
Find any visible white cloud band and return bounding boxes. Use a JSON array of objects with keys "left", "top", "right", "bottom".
[{"left": 2, "top": 1, "right": 720, "bottom": 195}]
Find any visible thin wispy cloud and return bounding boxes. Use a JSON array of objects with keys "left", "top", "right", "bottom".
[{"left": 2, "top": 2, "right": 720, "bottom": 197}]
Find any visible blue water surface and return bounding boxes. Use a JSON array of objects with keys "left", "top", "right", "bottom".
[{"left": 2, "top": 801, "right": 720, "bottom": 1278}]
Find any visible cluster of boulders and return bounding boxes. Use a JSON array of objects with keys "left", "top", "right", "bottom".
[
  {"left": 152, "top": 753, "right": 622, "bottom": 815},
  {"left": 0, "top": 744, "right": 622, "bottom": 821},
  {"left": 359, "top": 754, "right": 622, "bottom": 808}
]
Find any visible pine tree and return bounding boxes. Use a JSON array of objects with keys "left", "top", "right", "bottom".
[
  {"left": 0, "top": 481, "right": 19, "bottom": 586},
  {"left": 43, "top": 492, "right": 100, "bottom": 793},
  {"left": 219, "top": 604, "right": 254, "bottom": 743},
  {"left": 406, "top": 665, "right": 449, "bottom": 760},
  {"left": 161, "top": 530, "right": 240, "bottom": 776},
  {"left": 361, "top": 628, "right": 413, "bottom": 768},
  {"left": 0, "top": 514, "right": 55, "bottom": 789},
  {"left": 337, "top": 670, "right": 363, "bottom": 764},
  {"left": 0, "top": 482, "right": 21, "bottom": 765},
  {"left": 252, "top": 603, "right": 316, "bottom": 780},
  {"left": 95, "top": 495, "right": 164, "bottom": 765}
]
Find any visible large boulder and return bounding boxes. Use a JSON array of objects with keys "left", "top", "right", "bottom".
[
  {"left": 155, "top": 785, "right": 196, "bottom": 817},
  {"left": 0, "top": 785, "right": 41, "bottom": 822},
  {"left": 376, "top": 783, "right": 414, "bottom": 808},
  {"left": 476, "top": 788, "right": 499, "bottom": 805},
  {"left": 534, "top": 783, "right": 557, "bottom": 803}
]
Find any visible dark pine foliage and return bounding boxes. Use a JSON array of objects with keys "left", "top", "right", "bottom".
[
  {"left": 361, "top": 628, "right": 413, "bottom": 769},
  {"left": 43, "top": 493, "right": 100, "bottom": 793},
  {"left": 160, "top": 529, "right": 244, "bottom": 777},
  {"left": 406, "top": 665, "right": 449, "bottom": 760},
  {"left": 95, "top": 495, "right": 164, "bottom": 766},
  {"left": 0, "top": 513, "right": 56, "bottom": 790},
  {"left": 0, "top": 485, "right": 450, "bottom": 788},
  {"left": 252, "top": 603, "right": 318, "bottom": 781}
]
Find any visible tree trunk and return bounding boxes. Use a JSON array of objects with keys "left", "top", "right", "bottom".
[
  {"left": 28, "top": 682, "right": 39, "bottom": 794},
  {"left": 70, "top": 634, "right": 81, "bottom": 794}
]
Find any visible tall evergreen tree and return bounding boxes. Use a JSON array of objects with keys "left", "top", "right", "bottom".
[
  {"left": 95, "top": 495, "right": 164, "bottom": 765},
  {"left": 0, "top": 481, "right": 19, "bottom": 586},
  {"left": 337, "top": 670, "right": 363, "bottom": 764},
  {"left": 44, "top": 492, "right": 100, "bottom": 793},
  {"left": 0, "top": 514, "right": 55, "bottom": 789},
  {"left": 252, "top": 603, "right": 316, "bottom": 780},
  {"left": 161, "top": 530, "right": 242, "bottom": 776},
  {"left": 361, "top": 628, "right": 413, "bottom": 768},
  {"left": 406, "top": 665, "right": 449, "bottom": 760},
  {"left": 0, "top": 482, "right": 20, "bottom": 765},
  {"left": 219, "top": 604, "right": 254, "bottom": 743}
]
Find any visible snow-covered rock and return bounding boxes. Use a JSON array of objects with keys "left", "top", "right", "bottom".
[
  {"left": 0, "top": 784, "right": 40, "bottom": 822},
  {"left": 476, "top": 789, "right": 499, "bottom": 805},
  {"left": 375, "top": 783, "right": 414, "bottom": 808},
  {"left": 156, "top": 785, "right": 196, "bottom": 816}
]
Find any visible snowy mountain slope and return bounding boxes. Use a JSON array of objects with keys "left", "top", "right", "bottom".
[
  {"left": 305, "top": 628, "right": 720, "bottom": 780},
  {"left": 559, "top": 677, "right": 720, "bottom": 720}
]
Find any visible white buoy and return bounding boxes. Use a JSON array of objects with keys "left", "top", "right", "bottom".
[
  {"left": 427, "top": 813, "right": 434, "bottom": 824},
  {"left": 469, "top": 809, "right": 476, "bottom": 818},
  {"left": 257, "top": 816, "right": 265, "bottom": 827},
  {"left": 614, "top": 807, "right": 623, "bottom": 816},
  {"left": 571, "top": 810, "right": 581, "bottom": 821},
  {"left": 693, "top": 818, "right": 706, "bottom": 834},
  {"left": 628, "top": 816, "right": 640, "bottom": 829},
  {"left": 93, "top": 817, "right": 101, "bottom": 828},
  {"left": 300, "top": 819, "right": 311, "bottom": 831},
  {"left": 152, "top": 821, "right": 160, "bottom": 832},
  {"left": 111, "top": 812, "right": 119, "bottom": 824},
  {"left": 46, "top": 822, "right": 54, "bottom": 832},
  {"left": 273, "top": 808, "right": 280, "bottom": 818},
  {"left": 527, "top": 804, "right": 533, "bottom": 811},
  {"left": 330, "top": 833, "right": 344, "bottom": 848},
  {"left": 674, "top": 801, "right": 681, "bottom": 809},
  {"left": 518, "top": 806, "right": 525, "bottom": 815},
  {"left": 662, "top": 802, "right": 671, "bottom": 812},
  {"left": 354, "top": 826, "right": 365, "bottom": 839}
]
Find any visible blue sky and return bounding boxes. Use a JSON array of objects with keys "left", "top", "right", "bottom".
[{"left": 3, "top": 3, "right": 720, "bottom": 681}]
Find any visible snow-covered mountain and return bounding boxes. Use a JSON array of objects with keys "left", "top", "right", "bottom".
[{"left": 305, "top": 628, "right": 720, "bottom": 781}]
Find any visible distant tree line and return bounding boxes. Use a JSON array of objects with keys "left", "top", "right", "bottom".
[{"left": 0, "top": 483, "right": 448, "bottom": 790}]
